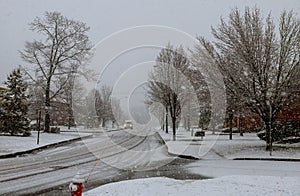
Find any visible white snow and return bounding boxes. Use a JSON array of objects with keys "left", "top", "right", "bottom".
[
  {"left": 2, "top": 126, "right": 299, "bottom": 195},
  {"left": 159, "top": 128, "right": 300, "bottom": 159},
  {"left": 0, "top": 129, "right": 92, "bottom": 156},
  {"left": 186, "top": 159, "right": 300, "bottom": 178},
  {"left": 159, "top": 128, "right": 300, "bottom": 178},
  {"left": 84, "top": 175, "right": 300, "bottom": 196},
  {"left": 85, "top": 128, "right": 300, "bottom": 195}
]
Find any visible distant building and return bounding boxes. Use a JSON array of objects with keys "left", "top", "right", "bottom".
[
  {"left": 28, "top": 100, "right": 75, "bottom": 126},
  {"left": 277, "top": 100, "right": 300, "bottom": 128},
  {"left": 231, "top": 114, "right": 262, "bottom": 132},
  {"left": 229, "top": 100, "right": 300, "bottom": 131}
]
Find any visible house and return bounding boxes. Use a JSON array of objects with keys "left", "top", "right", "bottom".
[
  {"left": 28, "top": 100, "right": 75, "bottom": 126},
  {"left": 277, "top": 100, "right": 300, "bottom": 128},
  {"left": 229, "top": 100, "right": 300, "bottom": 132}
]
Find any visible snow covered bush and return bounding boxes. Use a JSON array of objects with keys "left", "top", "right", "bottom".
[{"left": 257, "top": 120, "right": 300, "bottom": 143}]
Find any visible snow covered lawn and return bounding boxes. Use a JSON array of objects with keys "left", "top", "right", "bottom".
[
  {"left": 208, "top": 132, "right": 300, "bottom": 159},
  {"left": 186, "top": 159, "right": 300, "bottom": 178},
  {"left": 84, "top": 175, "right": 300, "bottom": 196},
  {"left": 0, "top": 131, "right": 91, "bottom": 156},
  {"left": 159, "top": 128, "right": 300, "bottom": 160}
]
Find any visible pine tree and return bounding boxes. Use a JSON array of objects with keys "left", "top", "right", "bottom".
[{"left": 0, "top": 69, "right": 31, "bottom": 136}]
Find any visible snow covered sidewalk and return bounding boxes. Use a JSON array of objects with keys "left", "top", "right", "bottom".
[
  {"left": 158, "top": 128, "right": 300, "bottom": 160},
  {"left": 0, "top": 130, "right": 92, "bottom": 158},
  {"left": 84, "top": 175, "right": 300, "bottom": 196},
  {"left": 158, "top": 128, "right": 206, "bottom": 159}
]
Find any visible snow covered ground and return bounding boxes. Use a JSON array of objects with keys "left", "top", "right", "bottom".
[
  {"left": 2, "top": 126, "right": 299, "bottom": 195},
  {"left": 84, "top": 128, "right": 300, "bottom": 195},
  {"left": 0, "top": 129, "right": 91, "bottom": 156},
  {"left": 186, "top": 159, "right": 300, "bottom": 178},
  {"left": 84, "top": 175, "right": 300, "bottom": 196},
  {"left": 159, "top": 128, "right": 300, "bottom": 159}
]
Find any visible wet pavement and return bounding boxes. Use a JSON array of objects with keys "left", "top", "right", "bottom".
[{"left": 37, "top": 158, "right": 207, "bottom": 196}]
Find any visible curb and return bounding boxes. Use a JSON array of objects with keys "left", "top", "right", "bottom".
[
  {"left": 171, "top": 153, "right": 200, "bottom": 160},
  {"left": 60, "top": 129, "right": 120, "bottom": 134},
  {"left": 233, "top": 157, "right": 300, "bottom": 162},
  {"left": 0, "top": 134, "right": 93, "bottom": 159},
  {"left": 157, "top": 131, "right": 300, "bottom": 162},
  {"left": 156, "top": 131, "right": 200, "bottom": 160}
]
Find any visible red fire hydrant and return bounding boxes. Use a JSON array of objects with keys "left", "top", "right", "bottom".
[{"left": 69, "top": 172, "right": 85, "bottom": 196}]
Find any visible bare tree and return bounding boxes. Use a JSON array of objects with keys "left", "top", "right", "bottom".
[
  {"left": 195, "top": 7, "right": 300, "bottom": 150},
  {"left": 83, "top": 89, "right": 99, "bottom": 128},
  {"left": 95, "top": 85, "right": 113, "bottom": 127},
  {"left": 147, "top": 101, "right": 166, "bottom": 130},
  {"left": 147, "top": 44, "right": 190, "bottom": 140},
  {"left": 69, "top": 77, "right": 87, "bottom": 126},
  {"left": 111, "top": 98, "right": 124, "bottom": 128},
  {"left": 181, "top": 66, "right": 211, "bottom": 130},
  {"left": 20, "top": 12, "right": 92, "bottom": 132}
]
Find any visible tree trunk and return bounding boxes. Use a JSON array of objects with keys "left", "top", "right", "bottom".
[
  {"left": 68, "top": 102, "right": 73, "bottom": 130},
  {"left": 44, "top": 84, "right": 51, "bottom": 133},
  {"left": 67, "top": 89, "right": 74, "bottom": 130},
  {"left": 239, "top": 116, "right": 243, "bottom": 136},
  {"left": 172, "top": 117, "right": 176, "bottom": 141},
  {"left": 265, "top": 121, "right": 272, "bottom": 151},
  {"left": 229, "top": 112, "right": 233, "bottom": 140},
  {"left": 165, "top": 107, "right": 168, "bottom": 134},
  {"left": 187, "top": 115, "right": 190, "bottom": 131},
  {"left": 162, "top": 115, "right": 165, "bottom": 131},
  {"left": 102, "top": 118, "right": 106, "bottom": 127}
]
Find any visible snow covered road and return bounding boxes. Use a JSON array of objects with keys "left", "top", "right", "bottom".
[{"left": 0, "top": 130, "right": 172, "bottom": 195}]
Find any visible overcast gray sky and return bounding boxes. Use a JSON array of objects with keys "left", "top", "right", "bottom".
[{"left": 0, "top": 0, "right": 298, "bottom": 84}]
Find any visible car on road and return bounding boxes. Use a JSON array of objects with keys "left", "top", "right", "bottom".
[{"left": 123, "top": 120, "right": 133, "bottom": 129}]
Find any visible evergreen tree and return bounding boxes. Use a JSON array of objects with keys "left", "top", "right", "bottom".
[{"left": 0, "top": 69, "right": 31, "bottom": 136}]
